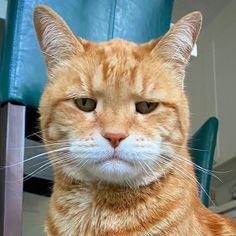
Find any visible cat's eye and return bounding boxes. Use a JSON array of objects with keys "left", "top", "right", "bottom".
[
  {"left": 74, "top": 98, "right": 97, "bottom": 112},
  {"left": 135, "top": 102, "right": 159, "bottom": 114}
]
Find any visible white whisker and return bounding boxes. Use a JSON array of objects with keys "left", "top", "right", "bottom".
[
  {"left": 0, "top": 146, "right": 70, "bottom": 169},
  {"left": 160, "top": 154, "right": 215, "bottom": 206}
]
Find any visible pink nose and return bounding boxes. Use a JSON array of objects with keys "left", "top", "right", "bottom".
[{"left": 103, "top": 133, "right": 127, "bottom": 148}]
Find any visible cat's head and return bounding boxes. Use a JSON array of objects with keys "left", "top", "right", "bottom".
[{"left": 34, "top": 5, "right": 202, "bottom": 186}]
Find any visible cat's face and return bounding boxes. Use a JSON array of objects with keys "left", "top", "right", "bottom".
[{"left": 34, "top": 5, "right": 202, "bottom": 186}]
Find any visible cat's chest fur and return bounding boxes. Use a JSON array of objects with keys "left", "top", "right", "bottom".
[{"left": 45, "top": 177, "right": 200, "bottom": 236}]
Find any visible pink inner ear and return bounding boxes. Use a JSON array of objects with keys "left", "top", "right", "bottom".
[
  {"left": 34, "top": 5, "right": 84, "bottom": 70},
  {"left": 150, "top": 11, "right": 202, "bottom": 67}
]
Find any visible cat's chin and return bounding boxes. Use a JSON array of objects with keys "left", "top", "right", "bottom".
[
  {"left": 83, "top": 159, "right": 165, "bottom": 187},
  {"left": 61, "top": 157, "right": 167, "bottom": 187},
  {"left": 87, "top": 159, "right": 139, "bottom": 184}
]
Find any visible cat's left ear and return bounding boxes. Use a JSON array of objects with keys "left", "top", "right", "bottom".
[{"left": 151, "top": 11, "right": 202, "bottom": 86}]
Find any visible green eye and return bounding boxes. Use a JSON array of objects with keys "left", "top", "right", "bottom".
[
  {"left": 74, "top": 98, "right": 97, "bottom": 112},
  {"left": 135, "top": 102, "right": 159, "bottom": 114}
]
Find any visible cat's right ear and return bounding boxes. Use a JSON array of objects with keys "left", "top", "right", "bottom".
[
  {"left": 150, "top": 12, "right": 202, "bottom": 87},
  {"left": 34, "top": 5, "right": 84, "bottom": 71}
]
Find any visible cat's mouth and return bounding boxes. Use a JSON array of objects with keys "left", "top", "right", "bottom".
[{"left": 95, "top": 152, "right": 132, "bottom": 166}]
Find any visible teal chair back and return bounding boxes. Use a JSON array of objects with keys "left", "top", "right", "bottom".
[
  {"left": 189, "top": 117, "right": 219, "bottom": 207},
  {"left": 0, "top": 0, "right": 174, "bottom": 108}
]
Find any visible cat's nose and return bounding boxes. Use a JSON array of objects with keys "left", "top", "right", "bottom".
[{"left": 103, "top": 133, "right": 128, "bottom": 148}]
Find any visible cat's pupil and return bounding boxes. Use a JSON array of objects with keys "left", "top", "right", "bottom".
[
  {"left": 82, "top": 98, "right": 87, "bottom": 106},
  {"left": 146, "top": 103, "right": 151, "bottom": 109}
]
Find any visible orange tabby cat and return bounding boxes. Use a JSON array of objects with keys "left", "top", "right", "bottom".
[{"left": 34, "top": 5, "right": 236, "bottom": 236}]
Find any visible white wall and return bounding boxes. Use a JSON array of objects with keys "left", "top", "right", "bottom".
[
  {"left": 172, "top": 0, "right": 233, "bottom": 29},
  {"left": 185, "top": 1, "right": 236, "bottom": 166},
  {"left": 23, "top": 192, "right": 49, "bottom": 236},
  {"left": 0, "top": 0, "right": 7, "bottom": 19}
]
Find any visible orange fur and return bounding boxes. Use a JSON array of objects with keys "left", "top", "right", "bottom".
[{"left": 34, "top": 5, "right": 236, "bottom": 236}]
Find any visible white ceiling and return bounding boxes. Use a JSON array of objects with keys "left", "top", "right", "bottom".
[{"left": 172, "top": 0, "right": 234, "bottom": 29}]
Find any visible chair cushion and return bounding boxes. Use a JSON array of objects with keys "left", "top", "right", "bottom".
[{"left": 0, "top": 0, "right": 173, "bottom": 108}]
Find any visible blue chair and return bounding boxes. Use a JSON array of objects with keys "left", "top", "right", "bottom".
[
  {"left": 0, "top": 1, "right": 174, "bottom": 235},
  {"left": 189, "top": 117, "right": 219, "bottom": 207}
]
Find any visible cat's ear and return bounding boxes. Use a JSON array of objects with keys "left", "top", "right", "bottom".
[
  {"left": 34, "top": 5, "right": 84, "bottom": 71},
  {"left": 151, "top": 11, "right": 202, "bottom": 86}
]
